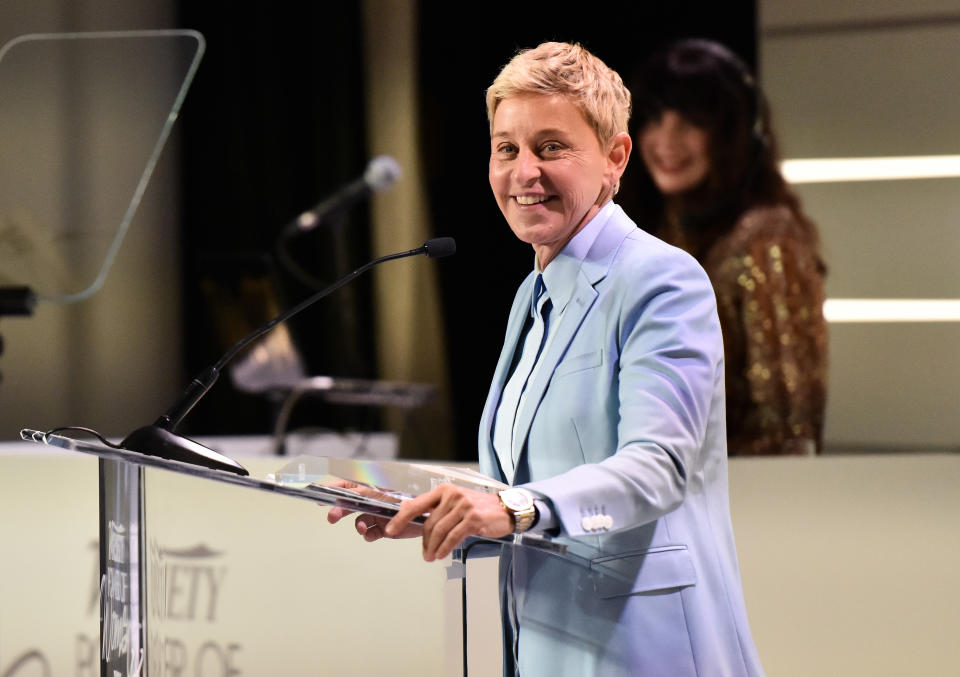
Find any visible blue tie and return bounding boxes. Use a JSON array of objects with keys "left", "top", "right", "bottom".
[{"left": 493, "top": 275, "right": 551, "bottom": 483}]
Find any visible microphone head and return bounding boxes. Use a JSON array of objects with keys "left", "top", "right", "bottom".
[
  {"left": 363, "top": 155, "right": 402, "bottom": 192},
  {"left": 424, "top": 237, "right": 456, "bottom": 259}
]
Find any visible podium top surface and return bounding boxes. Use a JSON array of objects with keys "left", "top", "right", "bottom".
[{"left": 19, "top": 428, "right": 568, "bottom": 557}]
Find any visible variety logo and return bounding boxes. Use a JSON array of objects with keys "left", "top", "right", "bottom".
[{"left": 70, "top": 536, "right": 243, "bottom": 677}]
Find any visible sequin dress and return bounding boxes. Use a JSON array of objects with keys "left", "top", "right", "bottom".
[{"left": 662, "top": 205, "right": 828, "bottom": 455}]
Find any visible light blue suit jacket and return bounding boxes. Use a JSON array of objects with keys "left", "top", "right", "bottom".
[{"left": 478, "top": 205, "right": 764, "bottom": 676}]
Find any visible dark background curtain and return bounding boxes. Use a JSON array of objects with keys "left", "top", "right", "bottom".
[{"left": 174, "top": 4, "right": 376, "bottom": 438}]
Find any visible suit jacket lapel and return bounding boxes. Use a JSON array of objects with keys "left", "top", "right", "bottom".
[
  {"left": 511, "top": 272, "right": 598, "bottom": 464},
  {"left": 510, "top": 206, "right": 635, "bottom": 468},
  {"left": 479, "top": 272, "right": 536, "bottom": 480}
]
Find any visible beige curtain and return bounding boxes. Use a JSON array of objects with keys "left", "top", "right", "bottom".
[{"left": 361, "top": 0, "right": 455, "bottom": 459}]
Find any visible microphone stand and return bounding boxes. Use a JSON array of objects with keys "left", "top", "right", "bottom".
[{"left": 121, "top": 238, "right": 455, "bottom": 475}]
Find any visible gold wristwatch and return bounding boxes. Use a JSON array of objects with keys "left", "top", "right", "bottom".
[{"left": 498, "top": 487, "right": 538, "bottom": 533}]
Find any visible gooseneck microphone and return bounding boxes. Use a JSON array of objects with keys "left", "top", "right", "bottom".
[{"left": 121, "top": 237, "right": 456, "bottom": 475}]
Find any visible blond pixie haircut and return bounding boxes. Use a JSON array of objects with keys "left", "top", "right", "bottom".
[{"left": 486, "top": 42, "right": 632, "bottom": 146}]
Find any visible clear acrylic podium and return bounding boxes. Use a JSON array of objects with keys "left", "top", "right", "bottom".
[
  {"left": 5, "top": 30, "right": 571, "bottom": 676},
  {"left": 19, "top": 429, "right": 567, "bottom": 676}
]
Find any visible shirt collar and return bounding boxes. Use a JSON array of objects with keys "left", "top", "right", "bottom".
[{"left": 534, "top": 201, "right": 616, "bottom": 315}]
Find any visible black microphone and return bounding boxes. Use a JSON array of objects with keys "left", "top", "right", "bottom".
[
  {"left": 294, "top": 155, "right": 401, "bottom": 233},
  {"left": 121, "top": 237, "right": 456, "bottom": 475},
  {"left": 423, "top": 237, "right": 456, "bottom": 259}
]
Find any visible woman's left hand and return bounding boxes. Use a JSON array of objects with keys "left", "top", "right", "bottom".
[{"left": 325, "top": 480, "right": 423, "bottom": 542}]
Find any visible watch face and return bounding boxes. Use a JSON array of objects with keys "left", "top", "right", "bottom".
[{"left": 501, "top": 488, "right": 534, "bottom": 511}]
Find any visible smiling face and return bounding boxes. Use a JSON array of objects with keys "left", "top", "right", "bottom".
[
  {"left": 639, "top": 110, "right": 711, "bottom": 196},
  {"left": 489, "top": 93, "right": 630, "bottom": 269}
]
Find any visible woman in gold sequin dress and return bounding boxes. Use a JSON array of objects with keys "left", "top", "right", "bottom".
[{"left": 627, "top": 39, "right": 828, "bottom": 455}]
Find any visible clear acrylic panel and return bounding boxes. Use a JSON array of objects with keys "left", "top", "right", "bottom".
[{"left": 0, "top": 30, "right": 203, "bottom": 303}]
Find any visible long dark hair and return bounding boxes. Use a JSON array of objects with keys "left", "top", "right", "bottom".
[{"left": 626, "top": 39, "right": 822, "bottom": 268}]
